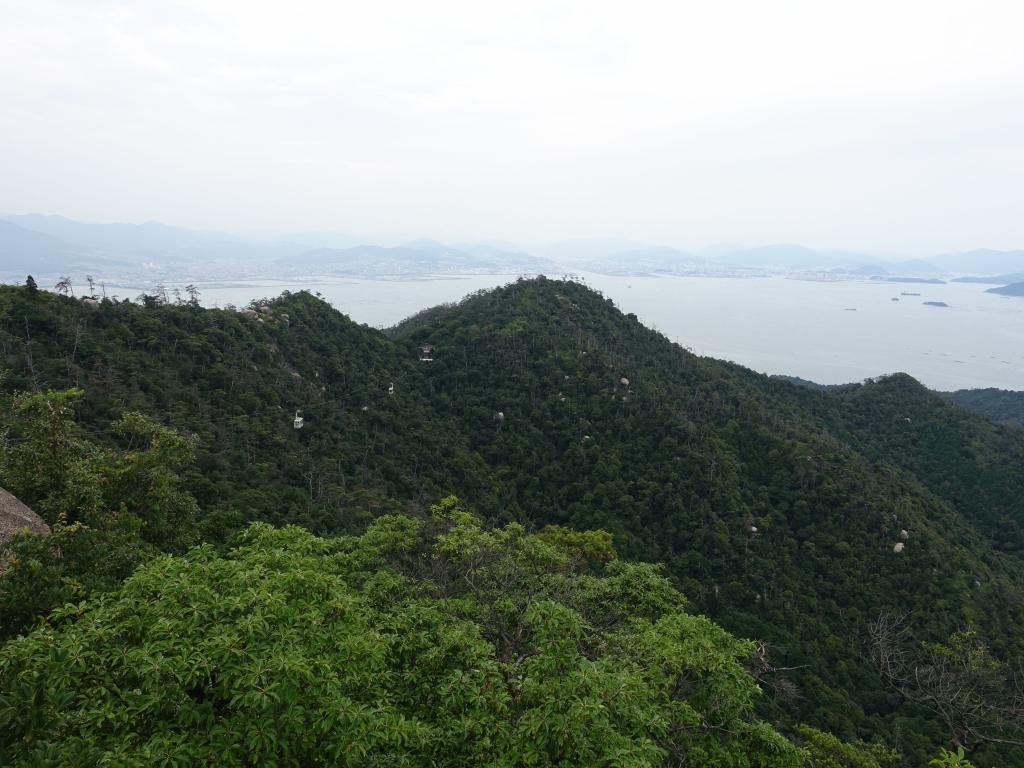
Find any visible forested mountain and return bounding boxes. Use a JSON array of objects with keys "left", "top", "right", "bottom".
[
  {"left": 0, "top": 284, "right": 499, "bottom": 533},
  {"left": 389, "top": 279, "right": 1024, "bottom": 763},
  {"left": 772, "top": 377, "right": 1024, "bottom": 431},
  {"left": 773, "top": 375, "right": 1024, "bottom": 552},
  {"left": 948, "top": 388, "right": 1024, "bottom": 427},
  {"left": 2, "top": 277, "right": 1023, "bottom": 765}
]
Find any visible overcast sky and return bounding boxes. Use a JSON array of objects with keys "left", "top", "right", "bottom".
[{"left": 1, "top": 0, "right": 1022, "bottom": 254}]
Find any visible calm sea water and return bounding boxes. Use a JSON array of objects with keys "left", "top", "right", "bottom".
[{"left": 102, "top": 273, "right": 1024, "bottom": 391}]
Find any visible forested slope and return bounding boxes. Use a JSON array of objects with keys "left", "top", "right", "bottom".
[
  {"left": 775, "top": 375, "right": 1024, "bottom": 553},
  {"left": 2, "top": 278, "right": 1023, "bottom": 764},
  {"left": 390, "top": 278, "right": 1024, "bottom": 762},
  {"left": 0, "top": 284, "right": 497, "bottom": 534},
  {"left": 948, "top": 387, "right": 1024, "bottom": 427}
]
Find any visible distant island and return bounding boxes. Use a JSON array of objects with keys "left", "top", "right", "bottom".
[
  {"left": 987, "top": 281, "right": 1024, "bottom": 297},
  {"left": 923, "top": 301, "right": 950, "bottom": 307},
  {"left": 952, "top": 273, "right": 1024, "bottom": 284},
  {"left": 886, "top": 277, "right": 946, "bottom": 284}
]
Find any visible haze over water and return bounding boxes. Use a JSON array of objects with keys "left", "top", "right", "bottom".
[{"left": 108, "top": 274, "right": 1024, "bottom": 392}]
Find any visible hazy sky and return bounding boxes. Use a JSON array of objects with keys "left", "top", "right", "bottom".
[{"left": 2, "top": 0, "right": 1022, "bottom": 253}]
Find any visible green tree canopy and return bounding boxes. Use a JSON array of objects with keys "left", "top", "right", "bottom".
[
  {"left": 0, "top": 389, "right": 199, "bottom": 639},
  {"left": 0, "top": 389, "right": 198, "bottom": 548},
  {"left": 0, "top": 498, "right": 860, "bottom": 767}
]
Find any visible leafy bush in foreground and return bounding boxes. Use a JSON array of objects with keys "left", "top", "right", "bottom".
[
  {"left": 0, "top": 497, "right": 875, "bottom": 767},
  {"left": 0, "top": 389, "right": 199, "bottom": 639}
]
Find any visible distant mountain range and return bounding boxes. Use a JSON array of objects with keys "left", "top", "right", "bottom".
[
  {"left": 2, "top": 212, "right": 1023, "bottom": 281},
  {"left": 0, "top": 214, "right": 288, "bottom": 277},
  {"left": 1, "top": 213, "right": 233, "bottom": 254},
  {"left": 0, "top": 216, "right": 549, "bottom": 280},
  {"left": 537, "top": 238, "right": 1024, "bottom": 276},
  {"left": 275, "top": 243, "right": 554, "bottom": 277},
  {"left": 556, "top": 246, "right": 711, "bottom": 276},
  {"left": 929, "top": 248, "right": 1024, "bottom": 275},
  {"left": 709, "top": 243, "right": 865, "bottom": 268},
  {"left": 0, "top": 220, "right": 131, "bottom": 274},
  {"left": 0, "top": 220, "right": 76, "bottom": 272}
]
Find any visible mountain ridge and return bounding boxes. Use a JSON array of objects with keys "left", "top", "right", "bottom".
[{"left": 5, "top": 212, "right": 1024, "bottom": 279}]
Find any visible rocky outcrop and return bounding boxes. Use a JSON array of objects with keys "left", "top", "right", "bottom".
[{"left": 0, "top": 487, "right": 49, "bottom": 546}]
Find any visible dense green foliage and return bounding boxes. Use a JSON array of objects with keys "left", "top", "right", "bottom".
[
  {"left": 0, "top": 284, "right": 496, "bottom": 532},
  {"left": 1, "top": 389, "right": 198, "bottom": 548},
  {"left": 1, "top": 499, "right": 861, "bottom": 766},
  {"left": 782, "top": 375, "right": 1024, "bottom": 553},
  {"left": 2, "top": 279, "right": 1023, "bottom": 765},
  {"left": 0, "top": 389, "right": 200, "bottom": 638},
  {"left": 947, "top": 388, "right": 1024, "bottom": 427}
]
